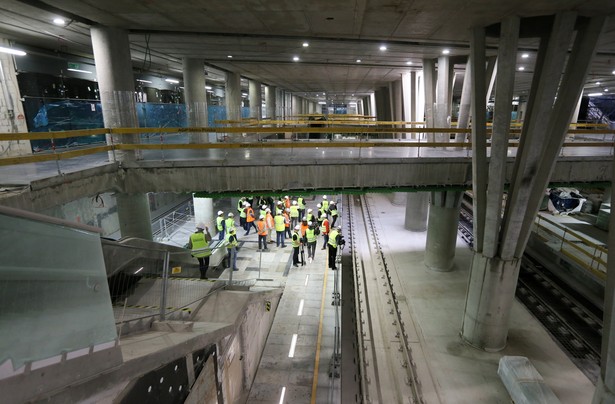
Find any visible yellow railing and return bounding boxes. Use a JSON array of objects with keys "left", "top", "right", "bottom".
[
  {"left": 0, "top": 126, "right": 612, "bottom": 167},
  {"left": 534, "top": 214, "right": 607, "bottom": 280}
]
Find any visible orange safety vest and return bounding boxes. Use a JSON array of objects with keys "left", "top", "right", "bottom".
[
  {"left": 285, "top": 199, "right": 291, "bottom": 209},
  {"left": 301, "top": 222, "right": 308, "bottom": 236},
  {"left": 266, "top": 213, "right": 274, "bottom": 229},
  {"left": 283, "top": 212, "right": 290, "bottom": 227},
  {"left": 257, "top": 220, "right": 267, "bottom": 235},
  {"left": 246, "top": 207, "right": 255, "bottom": 222}
]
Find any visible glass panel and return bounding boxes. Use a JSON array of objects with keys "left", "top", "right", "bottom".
[{"left": 0, "top": 213, "right": 117, "bottom": 370}]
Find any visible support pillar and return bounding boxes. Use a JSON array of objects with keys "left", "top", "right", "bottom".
[
  {"left": 454, "top": 57, "right": 472, "bottom": 143},
  {"left": 434, "top": 55, "right": 450, "bottom": 142},
  {"left": 249, "top": 80, "right": 262, "bottom": 120},
  {"left": 91, "top": 25, "right": 152, "bottom": 240},
  {"left": 182, "top": 58, "right": 208, "bottom": 143},
  {"left": 391, "top": 192, "right": 406, "bottom": 206},
  {"left": 391, "top": 79, "right": 403, "bottom": 139},
  {"left": 405, "top": 193, "right": 429, "bottom": 231},
  {"left": 225, "top": 71, "right": 242, "bottom": 122},
  {"left": 424, "top": 191, "right": 462, "bottom": 271},
  {"left": 193, "top": 195, "right": 214, "bottom": 233},
  {"left": 422, "top": 59, "right": 436, "bottom": 141}
]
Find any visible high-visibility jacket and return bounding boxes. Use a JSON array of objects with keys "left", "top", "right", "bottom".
[
  {"left": 328, "top": 229, "right": 339, "bottom": 248},
  {"left": 290, "top": 205, "right": 299, "bottom": 218},
  {"left": 246, "top": 207, "right": 255, "bottom": 222},
  {"left": 306, "top": 228, "right": 316, "bottom": 243},
  {"left": 321, "top": 218, "right": 330, "bottom": 235},
  {"left": 330, "top": 206, "right": 338, "bottom": 217},
  {"left": 297, "top": 197, "right": 305, "bottom": 209},
  {"left": 190, "top": 232, "right": 212, "bottom": 257},
  {"left": 259, "top": 208, "right": 267, "bottom": 219},
  {"left": 285, "top": 198, "right": 291, "bottom": 209},
  {"left": 237, "top": 199, "right": 244, "bottom": 212},
  {"left": 266, "top": 212, "right": 274, "bottom": 229},
  {"left": 316, "top": 210, "right": 325, "bottom": 224},
  {"left": 292, "top": 231, "right": 301, "bottom": 247},
  {"left": 274, "top": 215, "right": 286, "bottom": 231},
  {"left": 301, "top": 222, "right": 308, "bottom": 236},
  {"left": 322, "top": 200, "right": 329, "bottom": 211},
  {"left": 226, "top": 232, "right": 238, "bottom": 248},
  {"left": 216, "top": 216, "right": 224, "bottom": 231},
  {"left": 240, "top": 207, "right": 247, "bottom": 218},
  {"left": 306, "top": 213, "right": 315, "bottom": 223},
  {"left": 225, "top": 218, "right": 235, "bottom": 232},
  {"left": 283, "top": 212, "right": 290, "bottom": 228},
  {"left": 257, "top": 220, "right": 267, "bottom": 236},
  {"left": 276, "top": 205, "right": 283, "bottom": 215}
]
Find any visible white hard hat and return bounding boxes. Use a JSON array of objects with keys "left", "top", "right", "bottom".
[
  {"left": 243, "top": 202, "right": 250, "bottom": 206},
  {"left": 266, "top": 208, "right": 271, "bottom": 212},
  {"left": 285, "top": 195, "right": 289, "bottom": 199},
  {"left": 317, "top": 203, "right": 321, "bottom": 208},
  {"left": 218, "top": 210, "right": 223, "bottom": 215},
  {"left": 337, "top": 226, "right": 342, "bottom": 230},
  {"left": 308, "top": 221, "right": 313, "bottom": 226},
  {"left": 259, "top": 214, "right": 265, "bottom": 219},
  {"left": 292, "top": 200, "right": 297, "bottom": 205},
  {"left": 285, "top": 208, "right": 290, "bottom": 212},
  {"left": 323, "top": 195, "right": 327, "bottom": 199},
  {"left": 308, "top": 208, "right": 313, "bottom": 212},
  {"left": 262, "top": 205, "right": 267, "bottom": 209},
  {"left": 196, "top": 222, "right": 205, "bottom": 229},
  {"left": 277, "top": 200, "right": 283, "bottom": 204},
  {"left": 228, "top": 212, "right": 234, "bottom": 217},
  {"left": 294, "top": 225, "right": 300, "bottom": 230}
]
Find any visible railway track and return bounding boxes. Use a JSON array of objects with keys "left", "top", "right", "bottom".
[{"left": 346, "top": 194, "right": 424, "bottom": 403}]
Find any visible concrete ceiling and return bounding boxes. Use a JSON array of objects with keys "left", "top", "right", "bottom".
[{"left": 1, "top": 0, "right": 615, "bottom": 103}]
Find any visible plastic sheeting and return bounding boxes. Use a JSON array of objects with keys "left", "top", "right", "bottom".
[{"left": 497, "top": 356, "right": 560, "bottom": 404}]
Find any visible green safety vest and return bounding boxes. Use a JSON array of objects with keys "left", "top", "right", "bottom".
[
  {"left": 292, "top": 231, "right": 301, "bottom": 247},
  {"left": 328, "top": 229, "right": 339, "bottom": 248},
  {"left": 225, "top": 218, "right": 235, "bottom": 232},
  {"left": 237, "top": 199, "right": 244, "bottom": 212},
  {"left": 330, "top": 206, "right": 338, "bottom": 217},
  {"left": 216, "top": 216, "right": 224, "bottom": 231},
  {"left": 274, "top": 215, "right": 286, "bottom": 231},
  {"left": 322, "top": 200, "right": 329, "bottom": 211},
  {"left": 321, "top": 219, "right": 329, "bottom": 234},
  {"left": 297, "top": 197, "right": 305, "bottom": 209},
  {"left": 226, "top": 232, "right": 238, "bottom": 248},
  {"left": 190, "top": 232, "right": 212, "bottom": 257},
  {"left": 240, "top": 207, "right": 247, "bottom": 218},
  {"left": 306, "top": 213, "right": 314, "bottom": 222},
  {"left": 290, "top": 205, "right": 299, "bottom": 218},
  {"left": 306, "top": 228, "right": 316, "bottom": 243}
]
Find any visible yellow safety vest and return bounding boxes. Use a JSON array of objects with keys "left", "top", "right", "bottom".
[
  {"left": 328, "top": 229, "right": 339, "bottom": 248},
  {"left": 292, "top": 231, "right": 301, "bottom": 247},
  {"left": 190, "top": 232, "right": 212, "bottom": 257},
  {"left": 306, "top": 228, "right": 316, "bottom": 243},
  {"left": 274, "top": 215, "right": 286, "bottom": 231},
  {"left": 216, "top": 216, "right": 224, "bottom": 231}
]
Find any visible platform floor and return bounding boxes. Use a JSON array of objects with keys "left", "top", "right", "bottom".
[{"left": 244, "top": 193, "right": 595, "bottom": 403}]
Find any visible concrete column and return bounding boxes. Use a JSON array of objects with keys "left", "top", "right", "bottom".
[
  {"left": 391, "top": 79, "right": 403, "bottom": 139},
  {"left": 91, "top": 25, "right": 152, "bottom": 240},
  {"left": 193, "top": 195, "right": 214, "bottom": 232},
  {"left": 391, "top": 192, "right": 406, "bottom": 206},
  {"left": 369, "top": 93, "right": 376, "bottom": 119},
  {"left": 249, "top": 80, "right": 262, "bottom": 120},
  {"left": 424, "top": 191, "right": 462, "bottom": 271},
  {"left": 454, "top": 57, "right": 472, "bottom": 143},
  {"left": 291, "top": 95, "right": 299, "bottom": 118},
  {"left": 357, "top": 99, "right": 364, "bottom": 115},
  {"left": 182, "top": 58, "right": 208, "bottom": 143},
  {"left": 265, "top": 85, "right": 276, "bottom": 119},
  {"left": 423, "top": 58, "right": 436, "bottom": 140},
  {"left": 225, "top": 71, "right": 242, "bottom": 122},
  {"left": 405, "top": 192, "right": 429, "bottom": 231},
  {"left": 415, "top": 71, "right": 425, "bottom": 139},
  {"left": 434, "top": 55, "right": 450, "bottom": 142}
]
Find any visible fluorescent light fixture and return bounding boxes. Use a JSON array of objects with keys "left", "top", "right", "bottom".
[
  {"left": 227, "top": 55, "right": 233, "bottom": 58},
  {"left": 302, "top": 42, "right": 309, "bottom": 47},
  {"left": 518, "top": 66, "right": 525, "bottom": 71},
  {"left": 297, "top": 299, "right": 304, "bottom": 316},
  {"left": 406, "top": 61, "right": 413, "bottom": 65},
  {"left": 134, "top": 267, "right": 144, "bottom": 274},
  {"left": 356, "top": 59, "right": 361, "bottom": 63},
  {"left": 293, "top": 56, "right": 299, "bottom": 61},
  {"left": 596, "top": 82, "right": 601, "bottom": 85},
  {"left": 137, "top": 79, "right": 152, "bottom": 84},
  {"left": 512, "top": 101, "right": 519, "bottom": 105},
  {"left": 588, "top": 92, "right": 603, "bottom": 97},
  {"left": 205, "top": 85, "right": 212, "bottom": 90},
  {"left": 442, "top": 49, "right": 450, "bottom": 55},
  {"left": 53, "top": 18, "right": 66, "bottom": 26},
  {"left": 0, "top": 46, "right": 26, "bottom": 56},
  {"left": 605, "top": 89, "right": 609, "bottom": 92},
  {"left": 288, "top": 334, "right": 298, "bottom": 357},
  {"left": 612, "top": 70, "right": 615, "bottom": 75},
  {"left": 67, "top": 68, "right": 92, "bottom": 74},
  {"left": 279, "top": 387, "right": 286, "bottom": 404},
  {"left": 521, "top": 53, "right": 529, "bottom": 58},
  {"left": 165, "top": 78, "right": 179, "bottom": 84},
  {"left": 379, "top": 45, "right": 387, "bottom": 51}
]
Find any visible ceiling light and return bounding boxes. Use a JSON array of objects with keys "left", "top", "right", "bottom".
[
  {"left": 356, "top": 59, "right": 361, "bottom": 63},
  {"left": 442, "top": 49, "right": 450, "bottom": 55},
  {"left": 612, "top": 70, "right": 615, "bottom": 75},
  {"left": 165, "top": 78, "right": 179, "bottom": 84},
  {"left": 596, "top": 82, "right": 601, "bottom": 85},
  {"left": 518, "top": 66, "right": 525, "bottom": 71},
  {"left": 302, "top": 42, "right": 309, "bottom": 47},
  {"left": 227, "top": 55, "right": 233, "bottom": 58},
  {"left": 205, "top": 85, "right": 212, "bottom": 90},
  {"left": 53, "top": 18, "right": 66, "bottom": 26},
  {"left": 67, "top": 68, "right": 92, "bottom": 74},
  {"left": 137, "top": 79, "right": 152, "bottom": 84},
  {"left": 0, "top": 46, "right": 26, "bottom": 56},
  {"left": 318, "top": 101, "right": 327, "bottom": 104},
  {"left": 379, "top": 45, "right": 387, "bottom": 51},
  {"left": 293, "top": 56, "right": 299, "bottom": 61},
  {"left": 406, "top": 61, "right": 413, "bottom": 65},
  {"left": 605, "top": 89, "right": 610, "bottom": 92},
  {"left": 588, "top": 92, "right": 603, "bottom": 97},
  {"left": 521, "top": 53, "right": 529, "bottom": 58}
]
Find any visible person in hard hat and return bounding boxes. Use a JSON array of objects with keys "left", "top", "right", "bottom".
[
  {"left": 329, "top": 202, "right": 338, "bottom": 227},
  {"left": 289, "top": 200, "right": 299, "bottom": 228},
  {"left": 215, "top": 210, "right": 225, "bottom": 241},
  {"left": 226, "top": 228, "right": 239, "bottom": 271},
  {"left": 225, "top": 212, "right": 236, "bottom": 236},
  {"left": 291, "top": 225, "right": 302, "bottom": 267},
  {"left": 257, "top": 215, "right": 268, "bottom": 251},
  {"left": 265, "top": 208, "right": 275, "bottom": 243},
  {"left": 305, "top": 208, "right": 315, "bottom": 223},
  {"left": 187, "top": 222, "right": 212, "bottom": 279},
  {"left": 274, "top": 208, "right": 288, "bottom": 247},
  {"left": 244, "top": 203, "right": 257, "bottom": 235},
  {"left": 284, "top": 208, "right": 292, "bottom": 238},
  {"left": 305, "top": 221, "right": 318, "bottom": 263},
  {"left": 328, "top": 225, "right": 344, "bottom": 270},
  {"left": 296, "top": 195, "right": 306, "bottom": 220}
]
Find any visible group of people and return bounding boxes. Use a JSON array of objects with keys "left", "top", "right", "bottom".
[{"left": 189, "top": 195, "right": 344, "bottom": 279}]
